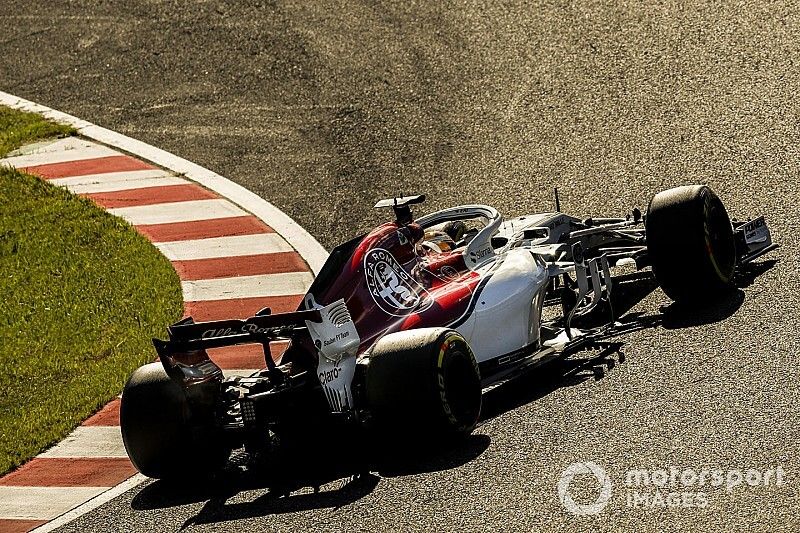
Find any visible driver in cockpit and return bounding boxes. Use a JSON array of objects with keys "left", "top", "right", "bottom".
[{"left": 419, "top": 220, "right": 468, "bottom": 255}]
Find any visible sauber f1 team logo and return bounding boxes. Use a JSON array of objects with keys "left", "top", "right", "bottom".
[{"left": 364, "top": 248, "right": 432, "bottom": 316}]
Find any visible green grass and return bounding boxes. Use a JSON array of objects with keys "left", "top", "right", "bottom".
[
  {"left": 0, "top": 109, "right": 183, "bottom": 475},
  {"left": 0, "top": 106, "right": 75, "bottom": 156}
]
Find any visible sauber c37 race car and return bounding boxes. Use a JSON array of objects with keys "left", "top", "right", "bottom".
[{"left": 121, "top": 185, "right": 777, "bottom": 479}]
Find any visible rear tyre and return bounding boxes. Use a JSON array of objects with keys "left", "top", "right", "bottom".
[
  {"left": 646, "top": 184, "right": 736, "bottom": 303},
  {"left": 120, "top": 363, "right": 229, "bottom": 480},
  {"left": 366, "top": 328, "right": 481, "bottom": 439}
]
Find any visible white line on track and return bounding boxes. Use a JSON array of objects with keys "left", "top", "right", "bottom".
[
  {"left": 155, "top": 233, "right": 294, "bottom": 261},
  {"left": 181, "top": 272, "right": 314, "bottom": 301},
  {"left": 0, "top": 137, "right": 117, "bottom": 168},
  {"left": 0, "top": 486, "right": 109, "bottom": 520},
  {"left": 108, "top": 198, "right": 247, "bottom": 225},
  {"left": 38, "top": 427, "right": 126, "bottom": 459},
  {"left": 4, "top": 137, "right": 98, "bottom": 157},
  {"left": 51, "top": 169, "right": 185, "bottom": 193},
  {"left": 8, "top": 137, "right": 95, "bottom": 155}
]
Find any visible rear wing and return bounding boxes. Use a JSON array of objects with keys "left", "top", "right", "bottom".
[
  {"left": 160, "top": 308, "right": 322, "bottom": 351},
  {"left": 152, "top": 306, "right": 322, "bottom": 385},
  {"left": 153, "top": 299, "right": 359, "bottom": 388}
]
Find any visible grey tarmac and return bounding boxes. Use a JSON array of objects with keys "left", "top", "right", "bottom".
[{"left": 1, "top": 1, "right": 798, "bottom": 531}]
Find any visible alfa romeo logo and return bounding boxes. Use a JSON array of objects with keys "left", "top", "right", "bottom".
[{"left": 364, "top": 248, "right": 431, "bottom": 316}]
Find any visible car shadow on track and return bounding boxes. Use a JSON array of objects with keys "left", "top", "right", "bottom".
[
  {"left": 479, "top": 343, "right": 625, "bottom": 422},
  {"left": 612, "top": 258, "right": 777, "bottom": 332},
  {"left": 131, "top": 434, "right": 490, "bottom": 526}
]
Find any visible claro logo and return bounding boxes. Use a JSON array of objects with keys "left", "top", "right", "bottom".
[{"left": 318, "top": 366, "right": 341, "bottom": 385}]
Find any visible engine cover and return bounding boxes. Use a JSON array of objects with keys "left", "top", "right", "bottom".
[{"left": 458, "top": 249, "right": 549, "bottom": 363}]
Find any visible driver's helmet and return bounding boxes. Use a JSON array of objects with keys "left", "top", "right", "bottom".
[{"left": 420, "top": 220, "right": 467, "bottom": 254}]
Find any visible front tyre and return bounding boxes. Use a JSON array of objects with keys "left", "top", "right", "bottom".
[
  {"left": 120, "top": 363, "right": 229, "bottom": 480},
  {"left": 366, "top": 328, "right": 482, "bottom": 439},
  {"left": 646, "top": 184, "right": 736, "bottom": 303}
]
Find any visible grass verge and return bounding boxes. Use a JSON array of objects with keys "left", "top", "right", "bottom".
[
  {"left": 0, "top": 108, "right": 183, "bottom": 475},
  {"left": 0, "top": 106, "right": 75, "bottom": 156}
]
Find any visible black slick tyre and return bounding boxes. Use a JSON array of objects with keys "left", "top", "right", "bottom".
[
  {"left": 646, "top": 184, "right": 736, "bottom": 303},
  {"left": 366, "top": 328, "right": 481, "bottom": 439},
  {"left": 120, "top": 362, "right": 229, "bottom": 480}
]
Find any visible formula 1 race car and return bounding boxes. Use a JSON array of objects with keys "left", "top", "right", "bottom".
[{"left": 121, "top": 185, "right": 777, "bottom": 479}]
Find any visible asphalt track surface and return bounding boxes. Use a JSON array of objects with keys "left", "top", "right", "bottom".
[{"left": 1, "top": 1, "right": 799, "bottom": 531}]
